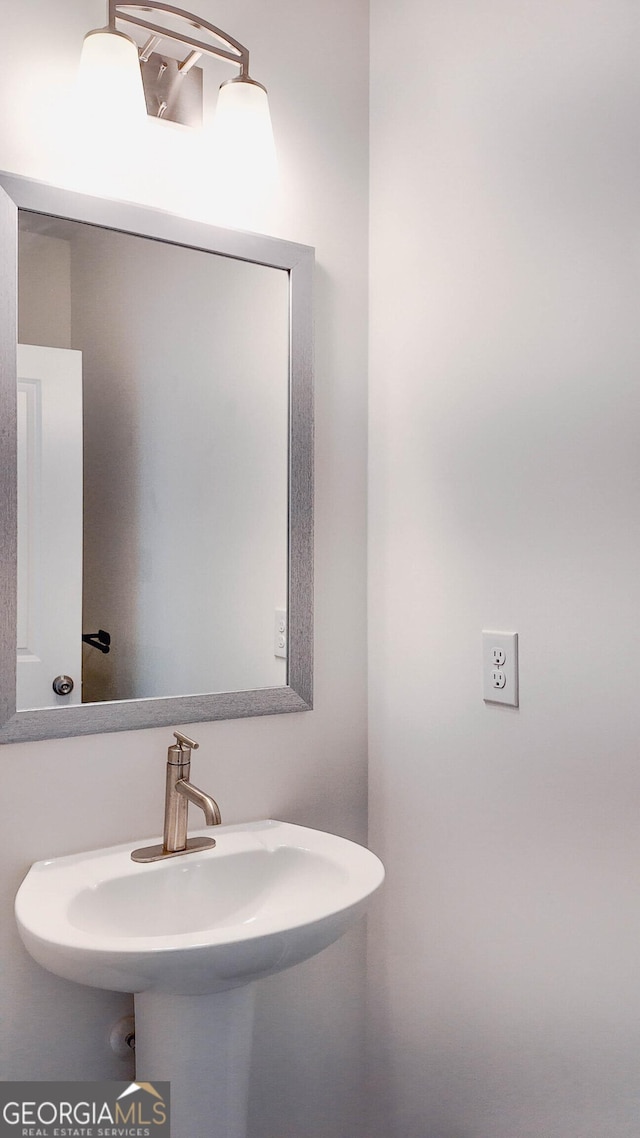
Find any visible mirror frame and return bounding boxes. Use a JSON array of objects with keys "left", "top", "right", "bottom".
[{"left": 0, "top": 172, "right": 313, "bottom": 743}]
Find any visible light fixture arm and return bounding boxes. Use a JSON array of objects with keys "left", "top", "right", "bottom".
[{"left": 108, "top": 0, "right": 251, "bottom": 77}]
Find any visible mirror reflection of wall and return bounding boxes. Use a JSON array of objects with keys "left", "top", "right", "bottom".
[{"left": 18, "top": 212, "right": 290, "bottom": 708}]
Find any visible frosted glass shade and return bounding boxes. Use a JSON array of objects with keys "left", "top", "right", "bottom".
[
  {"left": 77, "top": 28, "right": 146, "bottom": 125},
  {"left": 213, "top": 78, "right": 277, "bottom": 182}
]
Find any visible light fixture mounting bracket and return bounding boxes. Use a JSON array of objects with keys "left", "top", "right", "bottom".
[{"left": 139, "top": 52, "right": 203, "bottom": 125}]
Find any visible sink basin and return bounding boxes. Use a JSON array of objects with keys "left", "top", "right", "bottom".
[
  {"left": 15, "top": 819, "right": 384, "bottom": 995},
  {"left": 16, "top": 819, "right": 384, "bottom": 1138}
]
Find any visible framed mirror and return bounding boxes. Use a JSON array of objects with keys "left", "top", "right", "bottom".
[{"left": 0, "top": 172, "right": 313, "bottom": 743}]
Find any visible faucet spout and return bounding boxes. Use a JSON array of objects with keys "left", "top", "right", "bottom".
[
  {"left": 131, "top": 730, "right": 223, "bottom": 863},
  {"left": 175, "top": 780, "right": 222, "bottom": 826}
]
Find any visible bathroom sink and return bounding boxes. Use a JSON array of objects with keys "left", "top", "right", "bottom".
[
  {"left": 16, "top": 819, "right": 384, "bottom": 1138},
  {"left": 15, "top": 820, "right": 384, "bottom": 995}
]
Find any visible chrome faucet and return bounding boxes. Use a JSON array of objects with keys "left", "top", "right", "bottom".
[{"left": 131, "top": 731, "right": 222, "bottom": 863}]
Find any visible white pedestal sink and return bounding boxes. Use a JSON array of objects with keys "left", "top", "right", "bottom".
[{"left": 15, "top": 819, "right": 384, "bottom": 1138}]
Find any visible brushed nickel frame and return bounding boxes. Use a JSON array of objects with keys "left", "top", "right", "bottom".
[{"left": 0, "top": 172, "right": 314, "bottom": 743}]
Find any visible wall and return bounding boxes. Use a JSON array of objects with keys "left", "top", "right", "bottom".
[
  {"left": 0, "top": 2, "right": 369, "bottom": 1136},
  {"left": 18, "top": 231, "right": 71, "bottom": 348},
  {"left": 368, "top": 1, "right": 640, "bottom": 1135}
]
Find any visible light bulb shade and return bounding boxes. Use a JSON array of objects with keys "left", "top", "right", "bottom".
[
  {"left": 77, "top": 28, "right": 146, "bottom": 125},
  {"left": 213, "top": 77, "right": 277, "bottom": 182}
]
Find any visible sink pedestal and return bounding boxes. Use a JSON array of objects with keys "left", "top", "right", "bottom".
[{"left": 134, "top": 985, "right": 256, "bottom": 1138}]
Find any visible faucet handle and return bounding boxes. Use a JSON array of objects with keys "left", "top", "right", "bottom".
[{"left": 173, "top": 731, "right": 199, "bottom": 751}]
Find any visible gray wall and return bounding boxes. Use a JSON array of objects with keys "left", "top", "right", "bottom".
[
  {"left": 368, "top": 1, "right": 640, "bottom": 1135},
  {"left": 0, "top": 2, "right": 369, "bottom": 1136}
]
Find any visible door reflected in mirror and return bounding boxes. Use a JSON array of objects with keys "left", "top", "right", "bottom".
[{"left": 17, "top": 211, "right": 290, "bottom": 711}]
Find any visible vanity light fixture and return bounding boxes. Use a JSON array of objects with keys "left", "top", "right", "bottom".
[{"left": 78, "top": 1, "right": 276, "bottom": 168}]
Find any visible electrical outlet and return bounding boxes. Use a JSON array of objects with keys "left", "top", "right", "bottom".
[
  {"left": 483, "top": 631, "right": 518, "bottom": 706},
  {"left": 274, "top": 609, "right": 287, "bottom": 659}
]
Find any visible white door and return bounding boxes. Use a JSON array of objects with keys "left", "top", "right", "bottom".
[{"left": 17, "top": 344, "right": 83, "bottom": 710}]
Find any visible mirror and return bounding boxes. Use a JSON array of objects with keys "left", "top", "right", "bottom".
[{"left": 0, "top": 173, "right": 313, "bottom": 743}]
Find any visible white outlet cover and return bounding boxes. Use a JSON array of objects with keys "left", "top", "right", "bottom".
[
  {"left": 482, "top": 631, "right": 518, "bottom": 707},
  {"left": 274, "top": 608, "right": 287, "bottom": 659}
]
